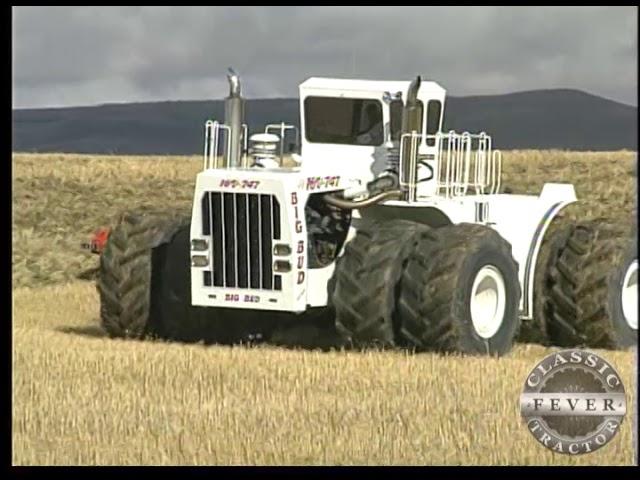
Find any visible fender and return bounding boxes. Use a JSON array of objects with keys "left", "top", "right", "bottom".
[{"left": 521, "top": 184, "right": 577, "bottom": 320}]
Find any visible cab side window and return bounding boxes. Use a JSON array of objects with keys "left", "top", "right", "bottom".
[
  {"left": 389, "top": 99, "right": 424, "bottom": 141},
  {"left": 426, "top": 100, "right": 442, "bottom": 147}
]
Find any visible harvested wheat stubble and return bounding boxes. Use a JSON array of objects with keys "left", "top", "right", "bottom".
[{"left": 13, "top": 282, "right": 635, "bottom": 465}]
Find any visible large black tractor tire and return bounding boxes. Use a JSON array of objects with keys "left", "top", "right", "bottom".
[
  {"left": 99, "top": 212, "right": 231, "bottom": 343},
  {"left": 98, "top": 212, "right": 190, "bottom": 339},
  {"left": 329, "top": 219, "right": 428, "bottom": 348},
  {"left": 518, "top": 225, "right": 571, "bottom": 345},
  {"left": 546, "top": 221, "right": 638, "bottom": 349},
  {"left": 397, "top": 223, "right": 521, "bottom": 356}
]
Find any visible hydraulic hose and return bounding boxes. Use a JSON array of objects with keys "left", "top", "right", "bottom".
[{"left": 323, "top": 190, "right": 403, "bottom": 210}]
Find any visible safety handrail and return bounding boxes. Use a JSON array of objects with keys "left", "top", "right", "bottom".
[
  {"left": 203, "top": 120, "right": 249, "bottom": 170},
  {"left": 399, "top": 130, "right": 503, "bottom": 199}
]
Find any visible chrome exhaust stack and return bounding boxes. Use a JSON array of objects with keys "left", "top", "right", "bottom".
[
  {"left": 224, "top": 67, "right": 245, "bottom": 168},
  {"left": 400, "top": 75, "right": 423, "bottom": 197}
]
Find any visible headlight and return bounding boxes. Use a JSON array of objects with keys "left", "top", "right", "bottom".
[
  {"left": 191, "top": 239, "right": 209, "bottom": 251},
  {"left": 273, "top": 260, "right": 291, "bottom": 272},
  {"left": 273, "top": 244, "right": 291, "bottom": 256},
  {"left": 191, "top": 255, "right": 209, "bottom": 267}
]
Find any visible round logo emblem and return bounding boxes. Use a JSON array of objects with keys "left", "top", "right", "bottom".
[{"left": 520, "top": 349, "right": 626, "bottom": 455}]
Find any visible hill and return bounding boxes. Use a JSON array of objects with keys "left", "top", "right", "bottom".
[{"left": 12, "top": 89, "right": 637, "bottom": 154}]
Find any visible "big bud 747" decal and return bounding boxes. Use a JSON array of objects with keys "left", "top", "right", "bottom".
[
  {"left": 291, "top": 192, "right": 305, "bottom": 285},
  {"left": 219, "top": 179, "right": 260, "bottom": 189},
  {"left": 303, "top": 176, "right": 340, "bottom": 191}
]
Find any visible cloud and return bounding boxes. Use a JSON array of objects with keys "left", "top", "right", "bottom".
[{"left": 12, "top": 6, "right": 637, "bottom": 108}]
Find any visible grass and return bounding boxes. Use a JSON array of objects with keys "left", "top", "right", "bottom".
[{"left": 11, "top": 151, "right": 638, "bottom": 465}]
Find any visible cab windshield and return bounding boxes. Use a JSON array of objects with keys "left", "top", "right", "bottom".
[{"left": 304, "top": 96, "right": 384, "bottom": 146}]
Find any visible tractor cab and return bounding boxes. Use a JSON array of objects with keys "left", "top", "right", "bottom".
[{"left": 298, "top": 78, "right": 446, "bottom": 185}]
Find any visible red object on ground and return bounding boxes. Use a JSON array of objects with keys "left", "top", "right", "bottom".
[{"left": 89, "top": 227, "right": 111, "bottom": 254}]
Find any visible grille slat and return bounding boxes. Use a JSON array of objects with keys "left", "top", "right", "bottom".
[
  {"left": 248, "top": 194, "right": 261, "bottom": 289},
  {"left": 235, "top": 194, "right": 248, "bottom": 288},
  {"left": 211, "top": 193, "right": 224, "bottom": 287},
  {"left": 245, "top": 194, "right": 251, "bottom": 288},
  {"left": 272, "top": 195, "right": 281, "bottom": 240},
  {"left": 202, "top": 191, "right": 280, "bottom": 291},
  {"left": 257, "top": 193, "right": 263, "bottom": 288},
  {"left": 223, "top": 193, "right": 236, "bottom": 287},
  {"left": 260, "top": 195, "right": 273, "bottom": 289},
  {"left": 202, "top": 192, "right": 211, "bottom": 235}
]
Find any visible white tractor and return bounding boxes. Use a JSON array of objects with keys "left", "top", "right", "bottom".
[{"left": 96, "top": 69, "right": 638, "bottom": 355}]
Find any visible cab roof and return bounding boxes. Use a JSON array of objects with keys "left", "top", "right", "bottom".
[{"left": 299, "top": 77, "right": 446, "bottom": 97}]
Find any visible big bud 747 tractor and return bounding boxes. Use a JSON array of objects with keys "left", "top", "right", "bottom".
[{"left": 95, "top": 69, "right": 637, "bottom": 355}]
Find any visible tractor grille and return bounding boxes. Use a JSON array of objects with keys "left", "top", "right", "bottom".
[{"left": 201, "top": 192, "right": 282, "bottom": 290}]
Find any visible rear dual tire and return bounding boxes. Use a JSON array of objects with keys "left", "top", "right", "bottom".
[{"left": 545, "top": 222, "right": 638, "bottom": 349}]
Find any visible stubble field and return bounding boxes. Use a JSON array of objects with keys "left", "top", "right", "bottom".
[{"left": 12, "top": 151, "right": 638, "bottom": 465}]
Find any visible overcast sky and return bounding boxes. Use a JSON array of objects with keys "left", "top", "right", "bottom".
[{"left": 12, "top": 6, "right": 638, "bottom": 109}]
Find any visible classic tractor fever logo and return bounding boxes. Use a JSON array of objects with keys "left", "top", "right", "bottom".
[{"left": 520, "top": 349, "right": 627, "bottom": 455}]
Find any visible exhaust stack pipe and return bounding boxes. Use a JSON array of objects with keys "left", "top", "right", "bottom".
[
  {"left": 224, "top": 67, "right": 245, "bottom": 168},
  {"left": 402, "top": 75, "right": 422, "bottom": 134},
  {"left": 400, "top": 75, "right": 423, "bottom": 193}
]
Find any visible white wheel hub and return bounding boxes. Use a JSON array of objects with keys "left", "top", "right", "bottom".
[
  {"left": 621, "top": 260, "right": 638, "bottom": 330},
  {"left": 470, "top": 265, "right": 507, "bottom": 339}
]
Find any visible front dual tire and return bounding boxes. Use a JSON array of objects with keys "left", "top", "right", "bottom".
[
  {"left": 330, "top": 221, "right": 521, "bottom": 356},
  {"left": 98, "top": 212, "right": 247, "bottom": 344},
  {"left": 396, "top": 223, "right": 521, "bottom": 356}
]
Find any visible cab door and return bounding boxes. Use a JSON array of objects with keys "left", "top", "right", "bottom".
[{"left": 300, "top": 91, "right": 389, "bottom": 183}]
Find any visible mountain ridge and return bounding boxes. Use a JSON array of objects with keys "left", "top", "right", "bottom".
[{"left": 12, "top": 88, "right": 637, "bottom": 154}]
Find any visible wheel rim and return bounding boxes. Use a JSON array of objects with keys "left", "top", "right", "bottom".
[
  {"left": 621, "top": 260, "right": 638, "bottom": 330},
  {"left": 470, "top": 265, "right": 507, "bottom": 339}
]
